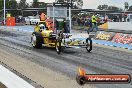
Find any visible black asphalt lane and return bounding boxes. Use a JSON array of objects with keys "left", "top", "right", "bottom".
[{"left": 0, "top": 29, "right": 132, "bottom": 88}]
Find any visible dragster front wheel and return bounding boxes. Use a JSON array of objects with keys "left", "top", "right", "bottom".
[
  {"left": 31, "top": 32, "right": 43, "bottom": 48},
  {"left": 55, "top": 39, "right": 61, "bottom": 54},
  {"left": 86, "top": 38, "right": 92, "bottom": 52}
]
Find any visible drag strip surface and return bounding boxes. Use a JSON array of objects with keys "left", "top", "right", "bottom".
[{"left": 0, "top": 29, "right": 132, "bottom": 88}]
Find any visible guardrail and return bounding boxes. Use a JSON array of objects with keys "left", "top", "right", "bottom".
[
  {"left": 94, "top": 31, "right": 132, "bottom": 49},
  {"left": 99, "top": 22, "right": 132, "bottom": 32}
]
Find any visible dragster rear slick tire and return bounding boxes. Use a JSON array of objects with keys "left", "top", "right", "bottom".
[{"left": 55, "top": 39, "right": 61, "bottom": 54}]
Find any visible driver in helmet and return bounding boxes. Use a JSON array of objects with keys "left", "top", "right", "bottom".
[{"left": 39, "top": 24, "right": 45, "bottom": 30}]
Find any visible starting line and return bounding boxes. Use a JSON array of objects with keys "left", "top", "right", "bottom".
[{"left": 0, "top": 65, "right": 35, "bottom": 88}]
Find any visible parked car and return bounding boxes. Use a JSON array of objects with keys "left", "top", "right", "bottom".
[
  {"left": 126, "top": 14, "right": 132, "bottom": 22},
  {"left": 24, "top": 16, "right": 40, "bottom": 25}
]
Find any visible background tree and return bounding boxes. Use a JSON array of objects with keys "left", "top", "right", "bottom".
[
  {"left": 97, "top": 4, "right": 122, "bottom": 12},
  {"left": 108, "top": 6, "right": 121, "bottom": 12},
  {"left": 32, "top": 0, "right": 39, "bottom": 8},
  {"left": 97, "top": 4, "right": 108, "bottom": 10},
  {"left": 124, "top": 2, "right": 129, "bottom": 10},
  {"left": 0, "top": 0, "right": 11, "bottom": 10},
  {"left": 18, "top": 0, "right": 29, "bottom": 9},
  {"left": 73, "top": 0, "right": 83, "bottom": 9},
  {"left": 55, "top": 0, "right": 65, "bottom": 3},
  {"left": 55, "top": 0, "right": 83, "bottom": 9},
  {"left": 8, "top": 0, "right": 17, "bottom": 9},
  {"left": 128, "top": 6, "right": 132, "bottom": 11},
  {"left": 38, "top": 2, "right": 47, "bottom": 8},
  {"left": 0, "top": 0, "right": 4, "bottom": 10}
]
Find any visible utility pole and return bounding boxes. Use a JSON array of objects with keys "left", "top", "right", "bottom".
[
  {"left": 124, "top": 2, "right": 129, "bottom": 22},
  {"left": 4, "top": 0, "right": 6, "bottom": 25},
  {"left": 69, "top": 0, "right": 72, "bottom": 33}
]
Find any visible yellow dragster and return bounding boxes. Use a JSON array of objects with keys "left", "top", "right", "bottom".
[{"left": 31, "top": 21, "right": 92, "bottom": 54}]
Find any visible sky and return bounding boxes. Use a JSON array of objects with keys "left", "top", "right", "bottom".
[{"left": 17, "top": 0, "right": 132, "bottom": 9}]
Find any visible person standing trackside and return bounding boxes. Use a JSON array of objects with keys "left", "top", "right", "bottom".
[
  {"left": 92, "top": 13, "right": 98, "bottom": 32},
  {"left": 40, "top": 13, "right": 46, "bottom": 21}
]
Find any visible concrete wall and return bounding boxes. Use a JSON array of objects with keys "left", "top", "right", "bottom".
[{"left": 108, "top": 22, "right": 132, "bottom": 31}]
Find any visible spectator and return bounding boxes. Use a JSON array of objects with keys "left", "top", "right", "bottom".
[
  {"left": 19, "top": 15, "right": 22, "bottom": 23},
  {"left": 72, "top": 16, "right": 76, "bottom": 25},
  {"left": 104, "top": 14, "right": 108, "bottom": 23},
  {"left": 113, "top": 15, "right": 117, "bottom": 22},
  {"left": 81, "top": 17, "right": 85, "bottom": 26},
  {"left": 77, "top": 17, "right": 81, "bottom": 26},
  {"left": 85, "top": 16, "right": 89, "bottom": 26},
  {"left": 119, "top": 14, "right": 122, "bottom": 22},
  {"left": 92, "top": 13, "right": 98, "bottom": 32},
  {"left": 64, "top": 19, "right": 70, "bottom": 33},
  {"left": 87, "top": 17, "right": 93, "bottom": 32}
]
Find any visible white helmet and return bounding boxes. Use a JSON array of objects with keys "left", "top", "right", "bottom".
[{"left": 39, "top": 24, "right": 45, "bottom": 30}]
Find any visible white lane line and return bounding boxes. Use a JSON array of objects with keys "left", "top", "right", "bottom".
[{"left": 0, "top": 65, "right": 35, "bottom": 88}]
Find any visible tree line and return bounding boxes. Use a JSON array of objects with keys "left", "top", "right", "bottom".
[
  {"left": 1, "top": 0, "right": 131, "bottom": 11},
  {"left": 0, "top": 0, "right": 46, "bottom": 10},
  {"left": 97, "top": 2, "right": 132, "bottom": 11},
  {"left": 0, "top": 0, "right": 83, "bottom": 10}
]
